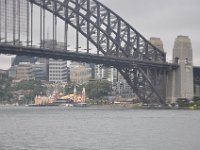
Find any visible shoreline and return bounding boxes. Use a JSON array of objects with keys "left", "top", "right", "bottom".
[{"left": 1, "top": 103, "right": 199, "bottom": 110}]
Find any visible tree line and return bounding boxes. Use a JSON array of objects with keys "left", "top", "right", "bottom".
[{"left": 0, "top": 79, "right": 112, "bottom": 104}]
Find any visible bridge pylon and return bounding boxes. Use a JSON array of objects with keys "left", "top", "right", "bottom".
[{"left": 167, "top": 36, "right": 194, "bottom": 103}]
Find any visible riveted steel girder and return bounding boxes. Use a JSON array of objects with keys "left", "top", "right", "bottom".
[{"left": 118, "top": 65, "right": 168, "bottom": 104}]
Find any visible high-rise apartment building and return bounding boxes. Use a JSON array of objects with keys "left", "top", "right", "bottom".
[
  {"left": 70, "top": 62, "right": 92, "bottom": 84},
  {"left": 16, "top": 62, "right": 34, "bottom": 81},
  {"left": 33, "top": 62, "right": 48, "bottom": 80},
  {"left": 49, "top": 59, "right": 68, "bottom": 82},
  {"left": 95, "top": 65, "right": 118, "bottom": 83},
  {"left": 43, "top": 40, "right": 68, "bottom": 82}
]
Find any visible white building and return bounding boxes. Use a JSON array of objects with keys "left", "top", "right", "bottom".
[
  {"left": 95, "top": 65, "right": 118, "bottom": 83},
  {"left": 49, "top": 59, "right": 68, "bottom": 82}
]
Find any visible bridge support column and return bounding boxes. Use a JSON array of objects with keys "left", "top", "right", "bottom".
[{"left": 167, "top": 36, "right": 194, "bottom": 103}]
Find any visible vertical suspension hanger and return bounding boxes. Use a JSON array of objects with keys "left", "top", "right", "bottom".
[
  {"left": 76, "top": 0, "right": 79, "bottom": 53},
  {"left": 53, "top": 1, "right": 57, "bottom": 49},
  {"left": 87, "top": 0, "right": 90, "bottom": 54},
  {"left": 43, "top": 0, "right": 45, "bottom": 47},
  {"left": 5, "top": 0, "right": 7, "bottom": 43},
  {"left": 97, "top": 3, "right": 100, "bottom": 55},
  {"left": 64, "top": 0, "right": 69, "bottom": 51},
  {"left": 27, "top": 0, "right": 29, "bottom": 47},
  {"left": 30, "top": 2, "right": 33, "bottom": 47},
  {"left": 13, "top": 0, "right": 16, "bottom": 45},
  {"left": 53, "top": 1, "right": 55, "bottom": 49},
  {"left": 18, "top": 0, "right": 20, "bottom": 45},
  {"left": 40, "top": 0, "right": 43, "bottom": 47}
]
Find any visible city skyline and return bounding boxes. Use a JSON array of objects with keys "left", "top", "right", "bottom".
[{"left": 0, "top": 0, "right": 200, "bottom": 69}]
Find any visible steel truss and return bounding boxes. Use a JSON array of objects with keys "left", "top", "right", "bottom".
[
  {"left": 0, "top": 0, "right": 177, "bottom": 104},
  {"left": 118, "top": 66, "right": 168, "bottom": 104}
]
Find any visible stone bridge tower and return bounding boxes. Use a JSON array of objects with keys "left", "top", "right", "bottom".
[{"left": 167, "top": 36, "right": 194, "bottom": 103}]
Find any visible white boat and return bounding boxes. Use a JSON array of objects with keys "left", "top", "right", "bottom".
[
  {"left": 74, "top": 103, "right": 87, "bottom": 107},
  {"left": 65, "top": 103, "right": 74, "bottom": 107}
]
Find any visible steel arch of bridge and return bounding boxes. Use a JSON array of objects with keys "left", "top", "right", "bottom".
[
  {"left": 32, "top": 0, "right": 166, "bottom": 62},
  {"left": 0, "top": 0, "right": 176, "bottom": 104}
]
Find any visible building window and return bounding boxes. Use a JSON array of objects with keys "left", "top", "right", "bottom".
[
  {"left": 175, "top": 57, "right": 179, "bottom": 64},
  {"left": 185, "top": 58, "right": 189, "bottom": 65}
]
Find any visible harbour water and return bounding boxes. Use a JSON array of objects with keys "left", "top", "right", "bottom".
[{"left": 0, "top": 106, "right": 200, "bottom": 150}]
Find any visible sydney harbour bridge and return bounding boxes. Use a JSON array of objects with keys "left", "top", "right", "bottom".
[{"left": 0, "top": 0, "right": 181, "bottom": 105}]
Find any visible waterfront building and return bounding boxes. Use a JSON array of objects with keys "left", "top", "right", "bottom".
[
  {"left": 95, "top": 65, "right": 118, "bottom": 83},
  {"left": 89, "top": 63, "right": 96, "bottom": 79},
  {"left": 94, "top": 65, "right": 103, "bottom": 80},
  {"left": 37, "top": 58, "right": 49, "bottom": 81},
  {"left": 70, "top": 62, "right": 92, "bottom": 84},
  {"left": 49, "top": 59, "right": 68, "bottom": 82},
  {"left": 34, "top": 96, "right": 52, "bottom": 105},
  {"left": 16, "top": 62, "right": 34, "bottom": 81},
  {"left": 33, "top": 62, "right": 48, "bottom": 80},
  {"left": 43, "top": 40, "right": 69, "bottom": 82}
]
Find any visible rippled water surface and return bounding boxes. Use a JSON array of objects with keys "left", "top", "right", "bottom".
[{"left": 0, "top": 106, "right": 200, "bottom": 150}]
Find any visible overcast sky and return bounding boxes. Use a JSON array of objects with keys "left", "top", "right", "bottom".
[{"left": 0, "top": 0, "right": 200, "bottom": 69}]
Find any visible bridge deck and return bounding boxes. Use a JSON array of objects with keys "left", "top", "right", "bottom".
[{"left": 0, "top": 44, "right": 178, "bottom": 70}]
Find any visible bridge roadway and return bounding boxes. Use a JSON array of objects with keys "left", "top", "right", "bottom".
[{"left": 0, "top": 44, "right": 178, "bottom": 70}]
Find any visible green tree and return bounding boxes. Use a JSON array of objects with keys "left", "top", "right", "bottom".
[
  {"left": 0, "top": 79, "right": 13, "bottom": 103},
  {"left": 85, "top": 80, "right": 112, "bottom": 99},
  {"left": 65, "top": 82, "right": 86, "bottom": 95},
  {"left": 14, "top": 80, "right": 47, "bottom": 104},
  {"left": 65, "top": 82, "right": 74, "bottom": 95}
]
